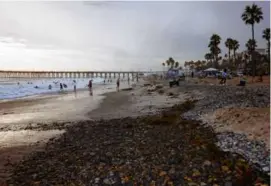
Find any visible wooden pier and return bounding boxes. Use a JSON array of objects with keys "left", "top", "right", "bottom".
[{"left": 0, "top": 70, "right": 160, "bottom": 81}]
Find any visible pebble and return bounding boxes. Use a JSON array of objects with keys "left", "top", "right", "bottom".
[
  {"left": 224, "top": 182, "right": 232, "bottom": 186},
  {"left": 94, "top": 177, "right": 100, "bottom": 183},
  {"left": 181, "top": 85, "right": 270, "bottom": 173}
]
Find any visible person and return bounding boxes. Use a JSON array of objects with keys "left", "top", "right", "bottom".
[
  {"left": 116, "top": 78, "right": 120, "bottom": 92},
  {"left": 191, "top": 71, "right": 194, "bottom": 78},
  {"left": 48, "top": 84, "right": 52, "bottom": 90},
  {"left": 220, "top": 69, "right": 227, "bottom": 85},
  {"left": 72, "top": 80, "right": 76, "bottom": 92},
  {"left": 60, "top": 83, "right": 63, "bottom": 90},
  {"left": 104, "top": 79, "right": 106, "bottom": 84},
  {"left": 238, "top": 75, "right": 247, "bottom": 86},
  {"left": 88, "top": 79, "right": 93, "bottom": 95}
]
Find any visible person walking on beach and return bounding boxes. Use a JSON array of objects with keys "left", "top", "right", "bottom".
[
  {"left": 220, "top": 69, "right": 227, "bottom": 85},
  {"left": 116, "top": 78, "right": 120, "bottom": 92},
  {"left": 60, "top": 83, "right": 63, "bottom": 90},
  {"left": 72, "top": 80, "right": 77, "bottom": 92}
]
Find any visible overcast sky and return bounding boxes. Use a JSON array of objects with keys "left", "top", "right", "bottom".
[{"left": 0, "top": 1, "right": 270, "bottom": 71}]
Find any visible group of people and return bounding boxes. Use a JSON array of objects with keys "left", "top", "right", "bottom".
[{"left": 36, "top": 78, "right": 121, "bottom": 95}]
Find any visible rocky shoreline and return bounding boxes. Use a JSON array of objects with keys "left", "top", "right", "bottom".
[
  {"left": 7, "top": 98, "right": 270, "bottom": 185},
  {"left": 181, "top": 84, "right": 270, "bottom": 175},
  {"left": 2, "top": 82, "right": 270, "bottom": 185}
]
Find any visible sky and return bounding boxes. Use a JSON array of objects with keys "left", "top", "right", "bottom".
[{"left": 0, "top": 1, "right": 270, "bottom": 71}]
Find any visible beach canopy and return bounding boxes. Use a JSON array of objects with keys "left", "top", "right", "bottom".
[{"left": 203, "top": 68, "right": 218, "bottom": 72}]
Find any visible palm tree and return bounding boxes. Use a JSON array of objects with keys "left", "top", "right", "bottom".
[
  {"left": 232, "top": 39, "right": 240, "bottom": 69},
  {"left": 166, "top": 59, "right": 171, "bottom": 68},
  {"left": 204, "top": 53, "right": 213, "bottom": 63},
  {"left": 175, "top": 61, "right": 179, "bottom": 68},
  {"left": 246, "top": 39, "right": 257, "bottom": 54},
  {"left": 246, "top": 39, "right": 257, "bottom": 72},
  {"left": 241, "top": 3, "right": 263, "bottom": 77},
  {"left": 262, "top": 28, "right": 270, "bottom": 61},
  {"left": 168, "top": 57, "right": 175, "bottom": 68},
  {"left": 184, "top": 61, "right": 188, "bottom": 67},
  {"left": 189, "top": 61, "right": 195, "bottom": 70},
  {"left": 208, "top": 34, "right": 221, "bottom": 68},
  {"left": 232, "top": 39, "right": 240, "bottom": 61},
  {"left": 225, "top": 38, "right": 233, "bottom": 63}
]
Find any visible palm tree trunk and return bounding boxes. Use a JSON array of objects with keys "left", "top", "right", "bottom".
[
  {"left": 233, "top": 50, "right": 236, "bottom": 70},
  {"left": 228, "top": 49, "right": 231, "bottom": 64},
  {"left": 268, "top": 41, "right": 270, "bottom": 62},
  {"left": 251, "top": 24, "right": 256, "bottom": 78}
]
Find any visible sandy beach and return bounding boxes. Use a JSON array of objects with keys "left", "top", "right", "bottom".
[{"left": 0, "top": 78, "right": 270, "bottom": 185}]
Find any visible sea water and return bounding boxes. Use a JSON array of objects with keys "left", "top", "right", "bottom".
[{"left": 0, "top": 77, "right": 107, "bottom": 100}]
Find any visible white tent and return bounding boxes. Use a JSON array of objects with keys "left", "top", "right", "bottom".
[{"left": 203, "top": 68, "right": 218, "bottom": 72}]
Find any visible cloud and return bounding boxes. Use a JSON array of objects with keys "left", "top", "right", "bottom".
[{"left": 0, "top": 1, "right": 269, "bottom": 71}]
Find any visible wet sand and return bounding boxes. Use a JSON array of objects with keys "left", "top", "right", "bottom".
[
  {"left": 0, "top": 82, "right": 136, "bottom": 183},
  {"left": 0, "top": 85, "right": 117, "bottom": 128}
]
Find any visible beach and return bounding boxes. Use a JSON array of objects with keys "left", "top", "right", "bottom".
[{"left": 0, "top": 77, "right": 270, "bottom": 185}]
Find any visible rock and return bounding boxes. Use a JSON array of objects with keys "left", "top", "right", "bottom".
[
  {"left": 203, "top": 160, "right": 211, "bottom": 166},
  {"left": 95, "top": 178, "right": 100, "bottom": 184},
  {"left": 263, "top": 166, "right": 269, "bottom": 172},
  {"left": 169, "top": 168, "right": 175, "bottom": 175},
  {"left": 106, "top": 152, "right": 113, "bottom": 157},
  {"left": 188, "top": 182, "right": 198, "bottom": 186},
  {"left": 158, "top": 89, "right": 165, "bottom": 94},
  {"left": 224, "top": 182, "right": 232, "bottom": 186},
  {"left": 155, "top": 84, "right": 163, "bottom": 89},
  {"left": 147, "top": 86, "right": 156, "bottom": 92},
  {"left": 143, "top": 83, "right": 151, "bottom": 87},
  {"left": 103, "top": 178, "right": 116, "bottom": 185}
]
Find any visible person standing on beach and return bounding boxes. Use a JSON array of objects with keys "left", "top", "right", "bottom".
[
  {"left": 73, "top": 80, "right": 77, "bottom": 92},
  {"left": 88, "top": 79, "right": 93, "bottom": 96},
  {"left": 60, "top": 83, "right": 63, "bottom": 90},
  {"left": 116, "top": 78, "right": 120, "bottom": 92}
]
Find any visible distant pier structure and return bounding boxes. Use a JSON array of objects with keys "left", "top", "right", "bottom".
[{"left": 0, "top": 70, "right": 160, "bottom": 82}]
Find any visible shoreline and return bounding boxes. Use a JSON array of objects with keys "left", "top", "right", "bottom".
[
  {"left": 0, "top": 79, "right": 270, "bottom": 184},
  {"left": 0, "top": 82, "right": 114, "bottom": 103}
]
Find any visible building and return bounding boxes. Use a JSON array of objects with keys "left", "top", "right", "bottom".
[{"left": 255, "top": 48, "right": 268, "bottom": 55}]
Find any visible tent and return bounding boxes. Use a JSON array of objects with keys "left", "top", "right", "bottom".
[
  {"left": 203, "top": 68, "right": 218, "bottom": 72},
  {"left": 203, "top": 68, "right": 219, "bottom": 77}
]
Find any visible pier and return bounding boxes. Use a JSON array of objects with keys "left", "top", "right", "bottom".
[{"left": 0, "top": 70, "right": 161, "bottom": 82}]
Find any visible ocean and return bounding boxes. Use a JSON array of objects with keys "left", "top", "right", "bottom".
[{"left": 0, "top": 77, "right": 107, "bottom": 100}]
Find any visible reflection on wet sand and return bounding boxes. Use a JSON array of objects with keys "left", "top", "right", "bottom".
[{"left": 0, "top": 84, "right": 123, "bottom": 129}]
